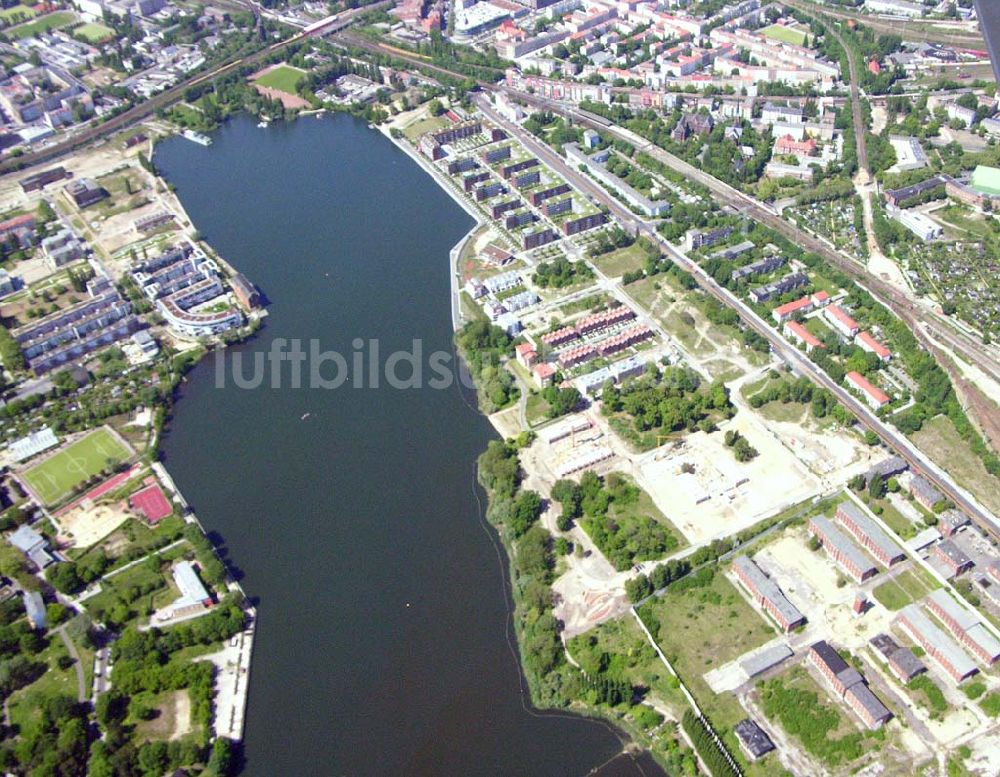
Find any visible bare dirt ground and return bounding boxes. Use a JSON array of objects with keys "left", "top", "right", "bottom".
[
  {"left": 635, "top": 412, "right": 820, "bottom": 546},
  {"left": 54, "top": 500, "right": 131, "bottom": 549}
]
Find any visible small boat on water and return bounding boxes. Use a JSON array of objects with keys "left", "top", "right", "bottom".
[
  {"left": 301, "top": 413, "right": 311, "bottom": 421},
  {"left": 181, "top": 129, "right": 212, "bottom": 146},
  {"left": 257, "top": 120, "right": 269, "bottom": 128}
]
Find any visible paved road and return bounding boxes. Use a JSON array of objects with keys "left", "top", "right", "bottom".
[
  {"left": 0, "top": 2, "right": 389, "bottom": 177},
  {"left": 476, "top": 94, "right": 1000, "bottom": 543}
]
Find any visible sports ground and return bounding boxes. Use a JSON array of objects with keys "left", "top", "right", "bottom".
[
  {"left": 22, "top": 428, "right": 132, "bottom": 506},
  {"left": 252, "top": 64, "right": 306, "bottom": 95},
  {"left": 761, "top": 24, "right": 808, "bottom": 46}
]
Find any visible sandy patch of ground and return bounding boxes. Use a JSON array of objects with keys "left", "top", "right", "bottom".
[
  {"left": 169, "top": 690, "right": 192, "bottom": 741},
  {"left": 54, "top": 499, "right": 130, "bottom": 548},
  {"left": 252, "top": 84, "right": 310, "bottom": 110},
  {"left": 636, "top": 413, "right": 820, "bottom": 545},
  {"left": 766, "top": 415, "right": 878, "bottom": 488}
]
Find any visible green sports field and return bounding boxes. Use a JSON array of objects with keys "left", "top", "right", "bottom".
[
  {"left": 0, "top": 5, "right": 36, "bottom": 24},
  {"left": 761, "top": 24, "right": 808, "bottom": 46},
  {"left": 72, "top": 21, "right": 114, "bottom": 43},
  {"left": 8, "top": 10, "right": 75, "bottom": 39},
  {"left": 254, "top": 65, "right": 305, "bottom": 95},
  {"left": 22, "top": 428, "right": 132, "bottom": 506}
]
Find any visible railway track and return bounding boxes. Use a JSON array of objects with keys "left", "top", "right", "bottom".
[{"left": 481, "top": 91, "right": 1000, "bottom": 542}]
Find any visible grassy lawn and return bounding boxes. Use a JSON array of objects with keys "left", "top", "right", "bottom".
[
  {"left": 8, "top": 637, "right": 79, "bottom": 732},
  {"left": 911, "top": 415, "right": 1000, "bottom": 517},
  {"left": 871, "top": 566, "right": 938, "bottom": 611},
  {"left": 71, "top": 21, "right": 113, "bottom": 43},
  {"left": 0, "top": 4, "right": 35, "bottom": 22},
  {"left": 758, "top": 664, "right": 869, "bottom": 768},
  {"left": 761, "top": 24, "right": 807, "bottom": 45},
  {"left": 594, "top": 244, "right": 649, "bottom": 277},
  {"left": 253, "top": 64, "right": 305, "bottom": 95},
  {"left": 866, "top": 497, "right": 917, "bottom": 539},
  {"left": 638, "top": 569, "right": 775, "bottom": 734},
  {"left": 22, "top": 428, "right": 132, "bottom": 507},
  {"left": 611, "top": 477, "right": 687, "bottom": 552},
  {"left": 568, "top": 616, "right": 687, "bottom": 707},
  {"left": 8, "top": 10, "right": 75, "bottom": 38},
  {"left": 73, "top": 517, "right": 188, "bottom": 573},
  {"left": 524, "top": 392, "right": 550, "bottom": 426},
  {"left": 756, "top": 400, "right": 807, "bottom": 424},
  {"left": 402, "top": 114, "right": 449, "bottom": 141}
]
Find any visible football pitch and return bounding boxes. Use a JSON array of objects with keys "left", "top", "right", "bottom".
[
  {"left": 22, "top": 428, "right": 132, "bottom": 506},
  {"left": 254, "top": 65, "right": 305, "bottom": 95},
  {"left": 761, "top": 24, "right": 807, "bottom": 46}
]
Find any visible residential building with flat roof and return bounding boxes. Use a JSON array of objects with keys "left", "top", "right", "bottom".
[
  {"left": 939, "top": 509, "right": 969, "bottom": 538},
  {"left": 835, "top": 501, "right": 905, "bottom": 567},
  {"left": 809, "top": 515, "right": 878, "bottom": 583},
  {"left": 732, "top": 555, "right": 805, "bottom": 631},
  {"left": 897, "top": 604, "right": 978, "bottom": 682}
]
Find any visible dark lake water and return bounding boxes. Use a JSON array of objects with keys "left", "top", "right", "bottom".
[{"left": 155, "top": 114, "right": 658, "bottom": 776}]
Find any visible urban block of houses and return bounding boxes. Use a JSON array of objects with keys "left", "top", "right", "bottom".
[
  {"left": 575, "top": 354, "right": 646, "bottom": 396},
  {"left": 845, "top": 371, "right": 890, "bottom": 410},
  {"left": 732, "top": 555, "right": 805, "bottom": 632},
  {"left": 835, "top": 501, "right": 905, "bottom": 568},
  {"left": 565, "top": 143, "right": 669, "bottom": 217},
  {"left": 809, "top": 515, "right": 878, "bottom": 583},
  {"left": 808, "top": 640, "right": 892, "bottom": 730},
  {"left": 732, "top": 254, "right": 784, "bottom": 282},
  {"left": 13, "top": 274, "right": 138, "bottom": 375},
  {"left": 896, "top": 603, "right": 978, "bottom": 683}
]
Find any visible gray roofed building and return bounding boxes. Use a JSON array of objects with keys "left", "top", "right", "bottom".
[
  {"left": 932, "top": 539, "right": 973, "bottom": 577},
  {"left": 909, "top": 474, "right": 944, "bottom": 510},
  {"left": 926, "top": 589, "right": 1000, "bottom": 665},
  {"left": 732, "top": 555, "right": 805, "bottom": 631},
  {"left": 865, "top": 455, "right": 907, "bottom": 484},
  {"left": 844, "top": 682, "right": 892, "bottom": 729},
  {"left": 8, "top": 427, "right": 59, "bottom": 462},
  {"left": 23, "top": 591, "right": 46, "bottom": 630},
  {"left": 888, "top": 647, "right": 926, "bottom": 681},
  {"left": 8, "top": 525, "right": 54, "bottom": 568},
  {"left": 897, "top": 604, "right": 978, "bottom": 682},
  {"left": 732, "top": 254, "right": 785, "bottom": 282},
  {"left": 734, "top": 719, "right": 774, "bottom": 760},
  {"left": 809, "top": 515, "right": 878, "bottom": 583},
  {"left": 740, "top": 643, "right": 794, "bottom": 677},
  {"left": 836, "top": 501, "right": 905, "bottom": 567},
  {"left": 938, "top": 509, "right": 970, "bottom": 537}
]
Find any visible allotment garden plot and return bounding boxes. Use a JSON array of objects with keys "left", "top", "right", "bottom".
[{"left": 21, "top": 427, "right": 132, "bottom": 506}]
